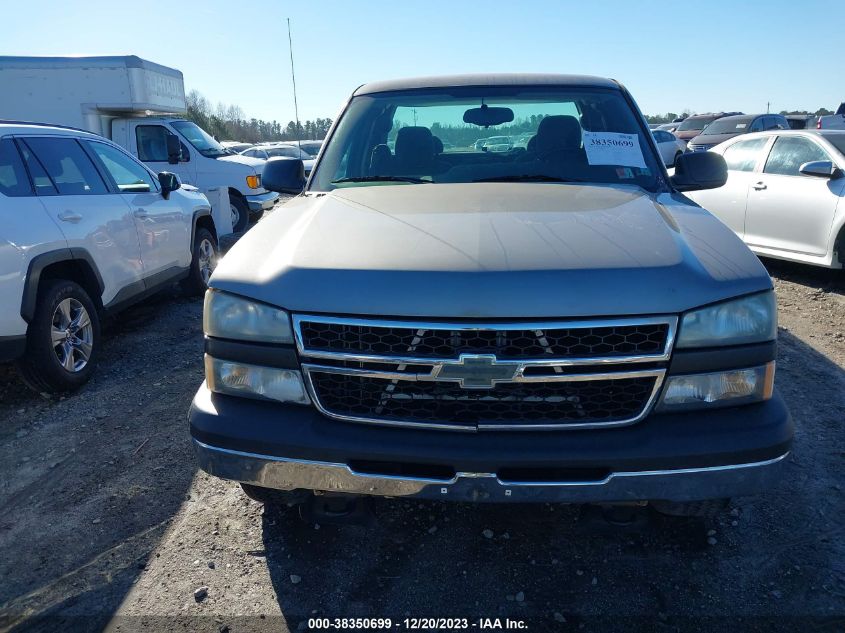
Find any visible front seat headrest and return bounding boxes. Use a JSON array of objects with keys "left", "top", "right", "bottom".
[
  {"left": 535, "top": 115, "right": 582, "bottom": 154},
  {"left": 395, "top": 126, "right": 435, "bottom": 159}
]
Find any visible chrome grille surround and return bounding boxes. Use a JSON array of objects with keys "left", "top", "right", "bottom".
[{"left": 293, "top": 315, "right": 678, "bottom": 432}]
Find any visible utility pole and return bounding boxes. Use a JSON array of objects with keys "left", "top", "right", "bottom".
[{"left": 767, "top": 101, "right": 770, "bottom": 114}]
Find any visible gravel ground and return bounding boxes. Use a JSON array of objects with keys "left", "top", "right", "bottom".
[{"left": 0, "top": 206, "right": 843, "bottom": 632}]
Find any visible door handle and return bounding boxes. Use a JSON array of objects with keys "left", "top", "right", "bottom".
[
  {"left": 58, "top": 210, "right": 82, "bottom": 223},
  {"left": 752, "top": 182, "right": 767, "bottom": 191},
  {"left": 133, "top": 208, "right": 150, "bottom": 219}
]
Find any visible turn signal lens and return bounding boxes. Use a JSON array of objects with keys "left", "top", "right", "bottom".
[{"left": 246, "top": 174, "right": 261, "bottom": 189}]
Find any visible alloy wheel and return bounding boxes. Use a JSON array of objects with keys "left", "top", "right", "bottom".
[
  {"left": 51, "top": 298, "right": 94, "bottom": 372},
  {"left": 198, "top": 238, "right": 217, "bottom": 286}
]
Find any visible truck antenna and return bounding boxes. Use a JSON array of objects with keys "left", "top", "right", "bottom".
[{"left": 287, "top": 18, "right": 302, "bottom": 150}]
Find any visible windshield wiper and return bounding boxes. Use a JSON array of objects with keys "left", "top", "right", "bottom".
[
  {"left": 331, "top": 176, "right": 432, "bottom": 184},
  {"left": 473, "top": 174, "right": 587, "bottom": 183}
]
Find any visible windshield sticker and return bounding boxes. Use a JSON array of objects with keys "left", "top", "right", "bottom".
[
  {"left": 615, "top": 167, "right": 634, "bottom": 179},
  {"left": 736, "top": 123, "right": 747, "bottom": 129},
  {"left": 583, "top": 132, "right": 647, "bottom": 168}
]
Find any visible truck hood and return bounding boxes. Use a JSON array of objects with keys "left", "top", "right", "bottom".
[
  {"left": 218, "top": 153, "right": 264, "bottom": 172},
  {"left": 211, "top": 183, "right": 771, "bottom": 318}
]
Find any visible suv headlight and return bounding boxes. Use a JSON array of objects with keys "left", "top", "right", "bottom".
[
  {"left": 676, "top": 291, "right": 776, "bottom": 348},
  {"left": 203, "top": 290, "right": 293, "bottom": 343},
  {"left": 657, "top": 362, "right": 775, "bottom": 411}
]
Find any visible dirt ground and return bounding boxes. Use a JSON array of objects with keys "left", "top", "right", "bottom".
[{"left": 0, "top": 207, "right": 843, "bottom": 633}]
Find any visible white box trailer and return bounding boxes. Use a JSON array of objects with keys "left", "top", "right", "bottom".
[{"left": 0, "top": 56, "right": 278, "bottom": 233}]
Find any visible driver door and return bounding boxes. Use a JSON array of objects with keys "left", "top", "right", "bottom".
[{"left": 131, "top": 122, "right": 197, "bottom": 187}]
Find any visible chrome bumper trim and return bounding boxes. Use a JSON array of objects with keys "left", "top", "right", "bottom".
[
  {"left": 192, "top": 439, "right": 789, "bottom": 503},
  {"left": 245, "top": 191, "right": 279, "bottom": 211}
]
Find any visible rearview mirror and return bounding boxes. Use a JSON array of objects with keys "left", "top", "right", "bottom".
[
  {"left": 463, "top": 104, "right": 514, "bottom": 128},
  {"left": 799, "top": 160, "right": 842, "bottom": 179},
  {"left": 670, "top": 151, "right": 728, "bottom": 192},
  {"left": 166, "top": 133, "right": 182, "bottom": 165},
  {"left": 263, "top": 157, "right": 305, "bottom": 193},
  {"left": 158, "top": 171, "right": 181, "bottom": 199}
]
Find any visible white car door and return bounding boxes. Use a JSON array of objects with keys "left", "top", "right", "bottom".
[
  {"left": 85, "top": 139, "right": 191, "bottom": 278},
  {"left": 18, "top": 136, "right": 143, "bottom": 304},
  {"left": 132, "top": 122, "right": 198, "bottom": 187},
  {"left": 745, "top": 135, "right": 840, "bottom": 257},
  {"left": 689, "top": 136, "right": 772, "bottom": 237}
]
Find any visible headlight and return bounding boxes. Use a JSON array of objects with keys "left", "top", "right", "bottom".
[
  {"left": 246, "top": 174, "right": 261, "bottom": 189},
  {"left": 206, "top": 356, "right": 310, "bottom": 404},
  {"left": 203, "top": 290, "right": 293, "bottom": 343},
  {"left": 657, "top": 362, "right": 775, "bottom": 411},
  {"left": 676, "top": 292, "right": 776, "bottom": 348}
]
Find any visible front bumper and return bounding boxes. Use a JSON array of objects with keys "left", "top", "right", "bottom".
[
  {"left": 189, "top": 384, "right": 793, "bottom": 504},
  {"left": 245, "top": 191, "right": 279, "bottom": 212}
]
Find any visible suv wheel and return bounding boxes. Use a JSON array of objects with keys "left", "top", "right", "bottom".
[
  {"left": 182, "top": 227, "right": 218, "bottom": 295},
  {"left": 18, "top": 280, "right": 100, "bottom": 393},
  {"left": 230, "top": 195, "right": 249, "bottom": 233}
]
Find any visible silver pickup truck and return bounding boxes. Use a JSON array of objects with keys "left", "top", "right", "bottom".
[{"left": 189, "top": 74, "right": 792, "bottom": 518}]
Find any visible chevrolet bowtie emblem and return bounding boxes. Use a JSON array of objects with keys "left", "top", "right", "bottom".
[{"left": 434, "top": 354, "right": 518, "bottom": 389}]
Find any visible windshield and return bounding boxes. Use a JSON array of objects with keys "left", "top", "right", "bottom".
[
  {"left": 311, "top": 86, "right": 662, "bottom": 192},
  {"left": 821, "top": 133, "right": 845, "bottom": 157},
  {"left": 701, "top": 118, "right": 751, "bottom": 135},
  {"left": 676, "top": 117, "right": 715, "bottom": 132},
  {"left": 171, "top": 121, "right": 228, "bottom": 157}
]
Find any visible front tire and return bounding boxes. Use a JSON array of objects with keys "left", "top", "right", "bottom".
[
  {"left": 181, "top": 227, "right": 218, "bottom": 296},
  {"left": 230, "top": 195, "right": 249, "bottom": 233},
  {"left": 18, "top": 280, "right": 100, "bottom": 393}
]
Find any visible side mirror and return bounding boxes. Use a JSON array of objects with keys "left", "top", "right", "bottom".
[
  {"left": 158, "top": 171, "right": 181, "bottom": 199},
  {"left": 671, "top": 151, "right": 728, "bottom": 192},
  {"left": 262, "top": 157, "right": 305, "bottom": 193},
  {"left": 799, "top": 160, "right": 842, "bottom": 179},
  {"left": 166, "top": 133, "right": 182, "bottom": 165}
]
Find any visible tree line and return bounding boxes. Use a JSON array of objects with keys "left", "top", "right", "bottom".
[{"left": 185, "top": 90, "right": 332, "bottom": 143}]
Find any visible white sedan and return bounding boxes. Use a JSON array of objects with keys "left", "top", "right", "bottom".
[
  {"left": 240, "top": 143, "right": 316, "bottom": 175},
  {"left": 687, "top": 130, "right": 845, "bottom": 269},
  {"left": 651, "top": 129, "right": 686, "bottom": 167}
]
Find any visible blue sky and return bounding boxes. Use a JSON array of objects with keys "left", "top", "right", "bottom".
[{"left": 2, "top": 0, "right": 841, "bottom": 124}]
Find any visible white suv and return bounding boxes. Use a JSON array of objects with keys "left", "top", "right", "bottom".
[{"left": 0, "top": 122, "right": 218, "bottom": 392}]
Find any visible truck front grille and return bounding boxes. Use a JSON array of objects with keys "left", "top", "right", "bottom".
[
  {"left": 294, "top": 315, "right": 677, "bottom": 431},
  {"left": 299, "top": 321, "right": 668, "bottom": 360},
  {"left": 309, "top": 371, "right": 657, "bottom": 430}
]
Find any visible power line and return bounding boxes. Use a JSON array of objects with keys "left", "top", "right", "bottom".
[{"left": 287, "top": 17, "right": 302, "bottom": 149}]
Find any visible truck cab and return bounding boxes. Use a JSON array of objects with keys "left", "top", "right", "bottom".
[
  {"left": 110, "top": 117, "right": 277, "bottom": 231},
  {"left": 0, "top": 55, "right": 278, "bottom": 233}
]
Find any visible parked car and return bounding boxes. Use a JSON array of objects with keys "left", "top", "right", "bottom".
[
  {"left": 785, "top": 115, "right": 816, "bottom": 130},
  {"left": 483, "top": 135, "right": 513, "bottom": 152},
  {"left": 240, "top": 144, "right": 316, "bottom": 176},
  {"left": 656, "top": 122, "right": 680, "bottom": 133},
  {"left": 220, "top": 141, "right": 252, "bottom": 153},
  {"left": 687, "top": 130, "right": 845, "bottom": 269},
  {"left": 687, "top": 114, "right": 789, "bottom": 153},
  {"left": 674, "top": 112, "right": 742, "bottom": 142},
  {"left": 816, "top": 102, "right": 845, "bottom": 130},
  {"left": 296, "top": 140, "right": 324, "bottom": 157},
  {"left": 473, "top": 138, "right": 488, "bottom": 151},
  {"left": 0, "top": 122, "right": 218, "bottom": 392},
  {"left": 0, "top": 56, "right": 278, "bottom": 233},
  {"left": 651, "top": 129, "right": 687, "bottom": 166},
  {"left": 191, "top": 73, "right": 791, "bottom": 519}
]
